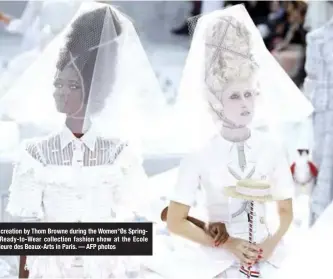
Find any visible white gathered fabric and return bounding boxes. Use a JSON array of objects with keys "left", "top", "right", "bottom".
[{"left": 6, "top": 126, "right": 152, "bottom": 278}]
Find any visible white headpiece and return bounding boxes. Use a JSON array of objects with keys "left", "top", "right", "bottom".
[
  {"left": 204, "top": 15, "right": 259, "bottom": 93},
  {"left": 169, "top": 5, "right": 314, "bottom": 152}
]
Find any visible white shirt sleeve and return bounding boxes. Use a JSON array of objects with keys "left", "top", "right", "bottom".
[
  {"left": 169, "top": 153, "right": 201, "bottom": 207},
  {"left": 269, "top": 141, "right": 295, "bottom": 200}
]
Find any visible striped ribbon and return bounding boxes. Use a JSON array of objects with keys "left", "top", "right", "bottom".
[{"left": 239, "top": 200, "right": 260, "bottom": 278}]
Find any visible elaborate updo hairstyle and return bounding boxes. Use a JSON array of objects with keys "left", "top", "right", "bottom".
[
  {"left": 204, "top": 16, "right": 259, "bottom": 100},
  {"left": 56, "top": 5, "right": 122, "bottom": 111}
]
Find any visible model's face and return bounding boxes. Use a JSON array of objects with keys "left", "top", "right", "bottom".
[
  {"left": 53, "top": 65, "right": 85, "bottom": 116},
  {"left": 212, "top": 79, "right": 258, "bottom": 127}
]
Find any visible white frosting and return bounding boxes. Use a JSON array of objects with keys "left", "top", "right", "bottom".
[{"left": 236, "top": 185, "right": 270, "bottom": 197}]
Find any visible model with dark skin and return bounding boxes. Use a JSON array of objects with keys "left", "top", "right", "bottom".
[
  {"left": 18, "top": 6, "right": 121, "bottom": 278},
  {"left": 160, "top": 206, "right": 229, "bottom": 246}
]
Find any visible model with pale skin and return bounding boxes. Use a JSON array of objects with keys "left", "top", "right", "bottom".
[
  {"left": 166, "top": 80, "right": 294, "bottom": 275},
  {"left": 165, "top": 6, "right": 296, "bottom": 278}
]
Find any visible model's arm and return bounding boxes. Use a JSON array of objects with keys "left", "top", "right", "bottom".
[
  {"left": 161, "top": 206, "right": 205, "bottom": 229},
  {"left": 271, "top": 198, "right": 293, "bottom": 244},
  {"left": 166, "top": 201, "right": 216, "bottom": 246}
]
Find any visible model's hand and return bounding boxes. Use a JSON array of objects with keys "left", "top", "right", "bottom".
[
  {"left": 224, "top": 237, "right": 262, "bottom": 267},
  {"left": 204, "top": 222, "right": 229, "bottom": 246},
  {"left": 160, "top": 206, "right": 168, "bottom": 221}
]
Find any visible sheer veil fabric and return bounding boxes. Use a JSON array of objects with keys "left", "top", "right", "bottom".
[
  {"left": 0, "top": 2, "right": 168, "bottom": 153},
  {"left": 166, "top": 5, "right": 314, "bottom": 153}
]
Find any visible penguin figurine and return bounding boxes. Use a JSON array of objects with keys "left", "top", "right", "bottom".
[
  {"left": 290, "top": 149, "right": 318, "bottom": 228},
  {"left": 290, "top": 149, "right": 318, "bottom": 195}
]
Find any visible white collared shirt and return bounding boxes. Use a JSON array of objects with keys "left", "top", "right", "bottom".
[
  {"left": 25, "top": 125, "right": 123, "bottom": 167},
  {"left": 6, "top": 125, "right": 148, "bottom": 223},
  {"left": 170, "top": 130, "right": 294, "bottom": 225}
]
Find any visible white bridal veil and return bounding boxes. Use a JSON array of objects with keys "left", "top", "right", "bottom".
[
  {"left": 0, "top": 2, "right": 167, "bottom": 151},
  {"left": 167, "top": 4, "right": 314, "bottom": 152}
]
